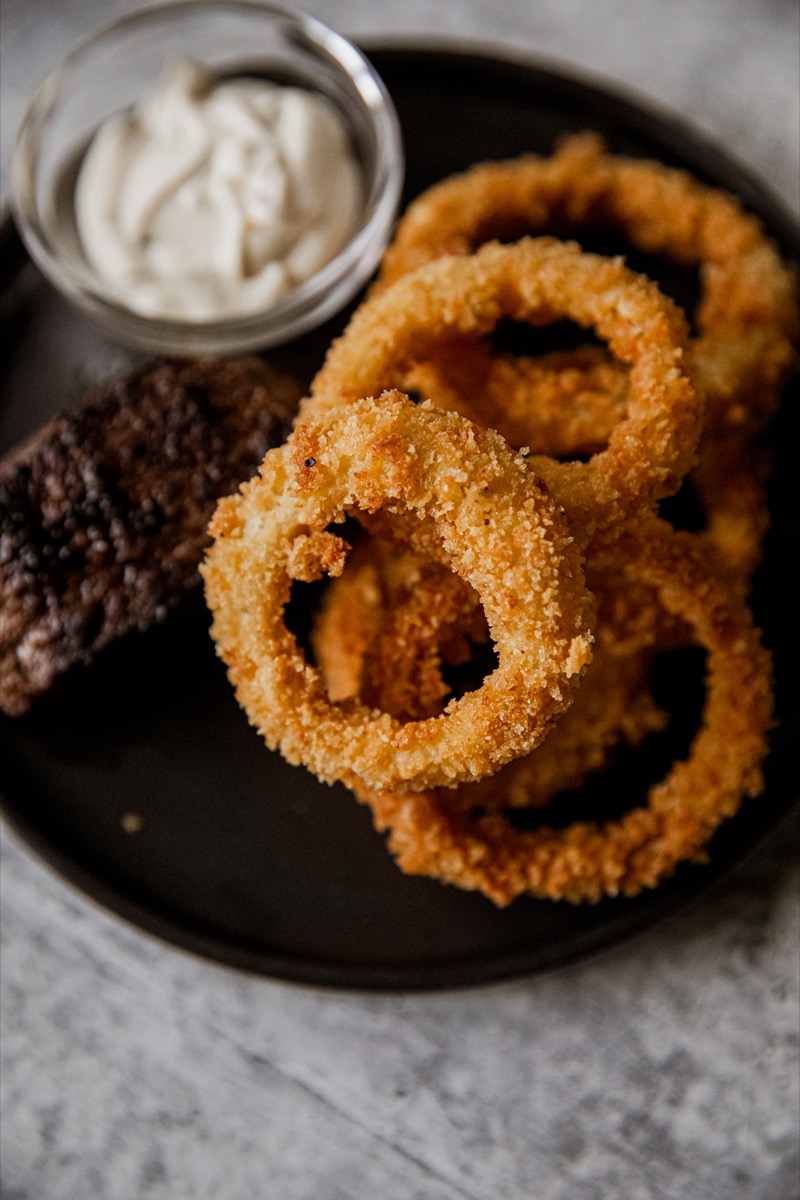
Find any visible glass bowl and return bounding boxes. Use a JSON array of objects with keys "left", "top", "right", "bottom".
[{"left": 11, "top": 0, "right": 404, "bottom": 355}]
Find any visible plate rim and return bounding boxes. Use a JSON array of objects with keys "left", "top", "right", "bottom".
[{"left": 359, "top": 39, "right": 800, "bottom": 242}]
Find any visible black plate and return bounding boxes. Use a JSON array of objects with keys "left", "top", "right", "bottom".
[{"left": 1, "top": 47, "right": 798, "bottom": 991}]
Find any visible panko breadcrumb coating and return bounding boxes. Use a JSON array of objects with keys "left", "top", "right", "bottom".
[
  {"left": 306, "top": 237, "right": 699, "bottom": 545},
  {"left": 365, "top": 522, "right": 773, "bottom": 905},
  {"left": 201, "top": 138, "right": 795, "bottom": 905},
  {"left": 373, "top": 134, "right": 799, "bottom": 590},
  {"left": 313, "top": 532, "right": 670, "bottom": 814},
  {"left": 202, "top": 392, "right": 594, "bottom": 794}
]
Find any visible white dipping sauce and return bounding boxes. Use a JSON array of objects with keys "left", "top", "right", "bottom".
[{"left": 75, "top": 58, "right": 363, "bottom": 321}]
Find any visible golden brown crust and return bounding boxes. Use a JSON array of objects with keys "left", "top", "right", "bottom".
[
  {"left": 200, "top": 141, "right": 793, "bottom": 904},
  {"left": 363, "top": 522, "right": 773, "bottom": 905},
  {"left": 306, "top": 237, "right": 699, "bottom": 545},
  {"left": 313, "top": 530, "right": 669, "bottom": 814},
  {"left": 400, "top": 343, "right": 630, "bottom": 457},
  {"left": 202, "top": 392, "right": 594, "bottom": 792},
  {"left": 377, "top": 132, "right": 798, "bottom": 444}
]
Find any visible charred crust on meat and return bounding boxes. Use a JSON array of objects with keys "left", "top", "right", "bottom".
[{"left": 0, "top": 357, "right": 303, "bottom": 715}]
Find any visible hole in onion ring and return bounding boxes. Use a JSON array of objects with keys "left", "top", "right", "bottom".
[
  {"left": 310, "top": 524, "right": 500, "bottom": 720},
  {"left": 497, "top": 645, "right": 706, "bottom": 831},
  {"left": 487, "top": 317, "right": 606, "bottom": 357},
  {"left": 438, "top": 633, "right": 500, "bottom": 705},
  {"left": 658, "top": 476, "right": 707, "bottom": 535},
  {"left": 568, "top": 229, "right": 703, "bottom": 333}
]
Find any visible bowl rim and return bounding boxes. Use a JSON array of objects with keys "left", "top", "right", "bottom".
[{"left": 10, "top": 0, "right": 405, "bottom": 350}]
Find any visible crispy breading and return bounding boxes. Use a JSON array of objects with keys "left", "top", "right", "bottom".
[
  {"left": 305, "top": 237, "right": 699, "bottom": 546},
  {"left": 365, "top": 522, "right": 773, "bottom": 905},
  {"left": 202, "top": 392, "right": 594, "bottom": 793}
]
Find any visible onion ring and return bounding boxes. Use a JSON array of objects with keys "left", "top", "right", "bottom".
[
  {"left": 202, "top": 391, "right": 594, "bottom": 793},
  {"left": 374, "top": 136, "right": 796, "bottom": 588},
  {"left": 377, "top": 132, "right": 798, "bottom": 444},
  {"left": 401, "top": 342, "right": 630, "bottom": 459},
  {"left": 312, "top": 531, "right": 669, "bottom": 812},
  {"left": 307, "top": 237, "right": 699, "bottom": 543},
  {"left": 359, "top": 520, "right": 773, "bottom": 905},
  {"left": 405, "top": 336, "right": 770, "bottom": 592}
]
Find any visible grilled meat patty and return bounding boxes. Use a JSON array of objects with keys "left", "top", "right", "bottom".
[{"left": 0, "top": 357, "right": 302, "bottom": 715}]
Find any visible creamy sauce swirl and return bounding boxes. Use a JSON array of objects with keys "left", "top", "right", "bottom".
[{"left": 75, "top": 59, "right": 362, "bottom": 321}]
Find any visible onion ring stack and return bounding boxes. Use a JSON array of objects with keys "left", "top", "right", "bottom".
[
  {"left": 204, "top": 134, "right": 795, "bottom": 906},
  {"left": 375, "top": 133, "right": 799, "bottom": 591}
]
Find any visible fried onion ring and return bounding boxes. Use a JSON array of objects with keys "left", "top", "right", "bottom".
[
  {"left": 373, "top": 137, "right": 796, "bottom": 588},
  {"left": 401, "top": 342, "right": 630, "bottom": 459},
  {"left": 377, "top": 132, "right": 798, "bottom": 444},
  {"left": 359, "top": 521, "right": 773, "bottom": 905},
  {"left": 202, "top": 391, "right": 594, "bottom": 793},
  {"left": 313, "top": 532, "right": 669, "bottom": 812},
  {"left": 307, "top": 238, "right": 699, "bottom": 543},
  {"left": 405, "top": 336, "right": 770, "bottom": 592}
]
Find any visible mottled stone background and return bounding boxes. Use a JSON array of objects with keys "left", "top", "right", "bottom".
[{"left": 1, "top": 2, "right": 799, "bottom": 1198}]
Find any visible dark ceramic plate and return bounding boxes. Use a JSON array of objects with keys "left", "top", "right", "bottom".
[{"left": 1, "top": 47, "right": 798, "bottom": 990}]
